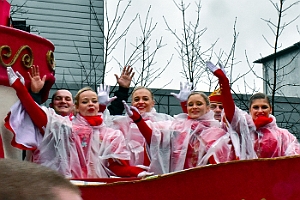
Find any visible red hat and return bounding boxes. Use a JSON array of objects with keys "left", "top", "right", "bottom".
[{"left": 209, "top": 88, "right": 222, "bottom": 103}]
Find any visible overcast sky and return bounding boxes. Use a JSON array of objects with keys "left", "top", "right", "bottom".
[{"left": 105, "top": 0, "right": 300, "bottom": 93}]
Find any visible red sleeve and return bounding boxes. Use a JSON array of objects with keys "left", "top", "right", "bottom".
[
  {"left": 130, "top": 110, "right": 153, "bottom": 145},
  {"left": 213, "top": 69, "right": 235, "bottom": 123},
  {"left": 11, "top": 79, "right": 47, "bottom": 134},
  {"left": 108, "top": 159, "right": 144, "bottom": 177},
  {"left": 99, "top": 104, "right": 106, "bottom": 113},
  {"left": 181, "top": 101, "right": 187, "bottom": 113}
]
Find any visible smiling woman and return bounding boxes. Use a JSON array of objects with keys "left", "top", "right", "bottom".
[
  {"left": 206, "top": 61, "right": 300, "bottom": 159},
  {"left": 104, "top": 85, "right": 173, "bottom": 171},
  {"left": 186, "top": 92, "right": 210, "bottom": 119},
  {"left": 131, "top": 86, "right": 155, "bottom": 114},
  {"left": 248, "top": 93, "right": 272, "bottom": 121}
]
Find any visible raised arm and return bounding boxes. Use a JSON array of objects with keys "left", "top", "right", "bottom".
[
  {"left": 206, "top": 61, "right": 235, "bottom": 123},
  {"left": 171, "top": 82, "right": 195, "bottom": 113},
  {"left": 108, "top": 66, "right": 135, "bottom": 115},
  {"left": 7, "top": 67, "right": 47, "bottom": 133},
  {"left": 97, "top": 84, "right": 117, "bottom": 113},
  {"left": 28, "top": 65, "right": 46, "bottom": 104}
]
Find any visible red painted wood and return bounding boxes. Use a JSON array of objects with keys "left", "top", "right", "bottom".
[{"left": 77, "top": 156, "right": 300, "bottom": 200}]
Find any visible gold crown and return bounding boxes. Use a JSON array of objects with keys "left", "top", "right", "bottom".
[
  {"left": 209, "top": 88, "right": 221, "bottom": 97},
  {"left": 209, "top": 88, "right": 222, "bottom": 102}
]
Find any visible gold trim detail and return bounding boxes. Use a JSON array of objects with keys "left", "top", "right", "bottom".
[
  {"left": 46, "top": 50, "right": 55, "bottom": 71},
  {"left": 0, "top": 45, "right": 33, "bottom": 68}
]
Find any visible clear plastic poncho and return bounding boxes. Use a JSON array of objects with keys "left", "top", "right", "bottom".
[
  {"left": 104, "top": 108, "right": 174, "bottom": 167},
  {"left": 71, "top": 114, "right": 131, "bottom": 178},
  {"left": 147, "top": 110, "right": 235, "bottom": 174},
  {"left": 7, "top": 102, "right": 131, "bottom": 178},
  {"left": 229, "top": 106, "right": 300, "bottom": 159}
]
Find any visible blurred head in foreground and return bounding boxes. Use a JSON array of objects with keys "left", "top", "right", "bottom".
[{"left": 0, "top": 159, "right": 82, "bottom": 200}]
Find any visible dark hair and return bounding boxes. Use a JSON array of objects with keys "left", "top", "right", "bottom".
[
  {"left": 249, "top": 92, "right": 271, "bottom": 108},
  {"left": 188, "top": 91, "right": 210, "bottom": 106},
  {"left": 51, "top": 88, "right": 72, "bottom": 105}
]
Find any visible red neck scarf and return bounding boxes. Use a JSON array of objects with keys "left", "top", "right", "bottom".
[
  {"left": 82, "top": 115, "right": 103, "bottom": 126},
  {"left": 254, "top": 116, "right": 273, "bottom": 129}
]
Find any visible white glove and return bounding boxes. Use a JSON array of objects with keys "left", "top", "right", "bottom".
[
  {"left": 206, "top": 61, "right": 219, "bottom": 73},
  {"left": 137, "top": 171, "right": 154, "bottom": 178},
  {"left": 170, "top": 82, "right": 195, "bottom": 102},
  {"left": 16, "top": 71, "right": 25, "bottom": 85},
  {"left": 122, "top": 100, "right": 140, "bottom": 117},
  {"left": 7, "top": 67, "right": 19, "bottom": 86},
  {"left": 97, "top": 84, "right": 117, "bottom": 105},
  {"left": 217, "top": 62, "right": 227, "bottom": 77}
]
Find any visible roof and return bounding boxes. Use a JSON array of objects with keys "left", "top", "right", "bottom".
[{"left": 253, "top": 41, "right": 300, "bottom": 63}]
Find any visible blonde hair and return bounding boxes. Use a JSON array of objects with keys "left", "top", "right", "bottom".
[
  {"left": 131, "top": 86, "right": 154, "bottom": 100},
  {"left": 74, "top": 86, "right": 95, "bottom": 106}
]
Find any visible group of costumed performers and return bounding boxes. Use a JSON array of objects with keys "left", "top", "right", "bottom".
[
  {"left": 3, "top": 60, "right": 300, "bottom": 179},
  {"left": 122, "top": 90, "right": 236, "bottom": 174},
  {"left": 5, "top": 66, "right": 151, "bottom": 178}
]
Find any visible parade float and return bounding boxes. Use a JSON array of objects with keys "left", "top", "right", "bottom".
[
  {"left": 75, "top": 155, "right": 300, "bottom": 200},
  {"left": 0, "top": 0, "right": 55, "bottom": 159},
  {"left": 1, "top": 1, "right": 300, "bottom": 199}
]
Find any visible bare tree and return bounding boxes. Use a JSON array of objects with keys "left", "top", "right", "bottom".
[
  {"left": 10, "top": 1, "right": 44, "bottom": 34},
  {"left": 164, "top": 0, "right": 215, "bottom": 90},
  {"left": 77, "top": 0, "right": 171, "bottom": 93},
  {"left": 260, "top": 0, "right": 300, "bottom": 112},
  {"left": 246, "top": 0, "right": 300, "bottom": 110},
  {"left": 9, "top": 0, "right": 28, "bottom": 16},
  {"left": 107, "top": 5, "right": 173, "bottom": 112},
  {"left": 127, "top": 6, "right": 172, "bottom": 88},
  {"left": 164, "top": 0, "right": 250, "bottom": 97},
  {"left": 247, "top": 0, "right": 300, "bottom": 138},
  {"left": 77, "top": 0, "right": 138, "bottom": 89}
]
